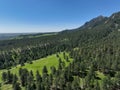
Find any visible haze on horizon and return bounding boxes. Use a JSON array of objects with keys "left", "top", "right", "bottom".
[{"left": 0, "top": 0, "right": 120, "bottom": 33}]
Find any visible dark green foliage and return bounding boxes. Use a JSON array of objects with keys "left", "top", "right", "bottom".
[
  {"left": 72, "top": 77, "right": 81, "bottom": 90},
  {"left": 2, "top": 11, "right": 120, "bottom": 90},
  {"left": 2, "top": 72, "right": 7, "bottom": 82},
  {"left": 19, "top": 68, "right": 29, "bottom": 86},
  {"left": 42, "top": 66, "right": 48, "bottom": 74},
  {"left": 36, "top": 70, "right": 42, "bottom": 83},
  {"left": 7, "top": 70, "right": 13, "bottom": 83},
  {"left": 12, "top": 74, "right": 18, "bottom": 88},
  {"left": 102, "top": 76, "right": 112, "bottom": 90},
  {"left": 94, "top": 81, "right": 100, "bottom": 90},
  {"left": 50, "top": 66, "right": 56, "bottom": 75},
  {"left": 13, "top": 82, "right": 21, "bottom": 90}
]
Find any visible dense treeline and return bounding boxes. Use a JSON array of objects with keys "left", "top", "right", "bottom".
[
  {"left": 1, "top": 11, "right": 120, "bottom": 90},
  {"left": 0, "top": 35, "right": 70, "bottom": 69},
  {"left": 2, "top": 52, "right": 120, "bottom": 90},
  {"left": 0, "top": 15, "right": 112, "bottom": 69}
]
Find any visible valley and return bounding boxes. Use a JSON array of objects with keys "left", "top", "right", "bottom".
[
  {"left": 0, "top": 11, "right": 120, "bottom": 90},
  {"left": 0, "top": 52, "right": 73, "bottom": 90}
]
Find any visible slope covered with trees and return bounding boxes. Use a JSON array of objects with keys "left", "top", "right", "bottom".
[{"left": 0, "top": 11, "right": 120, "bottom": 90}]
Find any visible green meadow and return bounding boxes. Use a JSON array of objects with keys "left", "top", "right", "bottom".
[
  {"left": 0, "top": 52, "right": 107, "bottom": 90},
  {"left": 0, "top": 52, "right": 73, "bottom": 83}
]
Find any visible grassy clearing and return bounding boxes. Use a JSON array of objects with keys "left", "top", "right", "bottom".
[
  {"left": 0, "top": 52, "right": 73, "bottom": 90},
  {"left": 0, "top": 52, "right": 106, "bottom": 90},
  {"left": 0, "top": 52, "right": 73, "bottom": 82}
]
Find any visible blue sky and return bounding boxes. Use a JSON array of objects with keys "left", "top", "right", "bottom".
[{"left": 0, "top": 0, "right": 120, "bottom": 33}]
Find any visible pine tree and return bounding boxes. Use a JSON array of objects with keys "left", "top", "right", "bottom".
[
  {"left": 72, "top": 77, "right": 81, "bottom": 90},
  {"left": 36, "top": 83, "right": 41, "bottom": 90},
  {"left": 13, "top": 82, "right": 21, "bottom": 90},
  {"left": 36, "top": 70, "right": 42, "bottom": 83},
  {"left": 26, "top": 83, "right": 31, "bottom": 90},
  {"left": 2, "top": 72, "right": 7, "bottom": 82},
  {"left": 114, "top": 72, "right": 120, "bottom": 89},
  {"left": 102, "top": 76, "right": 112, "bottom": 90},
  {"left": 65, "top": 82, "right": 72, "bottom": 90},
  {"left": 94, "top": 81, "right": 100, "bottom": 90},
  {"left": 63, "top": 52, "right": 66, "bottom": 59},
  {"left": 20, "top": 69, "right": 29, "bottom": 86},
  {"left": 50, "top": 66, "right": 56, "bottom": 75},
  {"left": 42, "top": 66, "right": 48, "bottom": 74},
  {"left": 7, "top": 70, "right": 13, "bottom": 83},
  {"left": 27, "top": 71, "right": 34, "bottom": 87},
  {"left": 12, "top": 74, "right": 18, "bottom": 88}
]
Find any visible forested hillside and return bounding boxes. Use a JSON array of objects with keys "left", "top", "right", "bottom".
[
  {"left": 0, "top": 33, "right": 29, "bottom": 40},
  {"left": 0, "top": 11, "right": 120, "bottom": 90}
]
